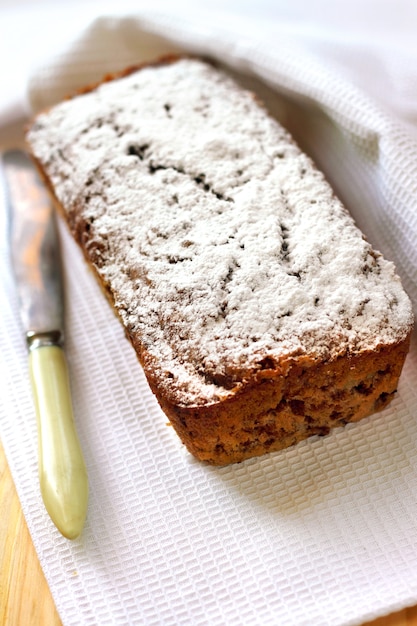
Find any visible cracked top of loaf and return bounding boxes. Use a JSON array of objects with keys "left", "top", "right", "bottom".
[{"left": 27, "top": 57, "right": 413, "bottom": 405}]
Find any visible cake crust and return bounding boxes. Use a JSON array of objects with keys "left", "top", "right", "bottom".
[
  {"left": 26, "top": 57, "right": 413, "bottom": 464},
  {"left": 146, "top": 340, "right": 411, "bottom": 464}
]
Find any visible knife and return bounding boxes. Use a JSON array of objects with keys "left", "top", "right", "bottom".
[{"left": 3, "top": 149, "right": 88, "bottom": 540}]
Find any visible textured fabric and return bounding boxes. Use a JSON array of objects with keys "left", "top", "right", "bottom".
[{"left": 1, "top": 2, "right": 417, "bottom": 625}]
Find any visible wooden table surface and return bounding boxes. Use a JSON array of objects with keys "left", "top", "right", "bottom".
[{"left": 0, "top": 439, "right": 416, "bottom": 626}]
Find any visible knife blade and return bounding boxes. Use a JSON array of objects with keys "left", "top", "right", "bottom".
[{"left": 3, "top": 149, "right": 88, "bottom": 540}]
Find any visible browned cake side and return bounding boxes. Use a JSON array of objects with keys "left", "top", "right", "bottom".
[
  {"left": 26, "top": 57, "right": 414, "bottom": 465},
  {"left": 142, "top": 340, "right": 410, "bottom": 464}
]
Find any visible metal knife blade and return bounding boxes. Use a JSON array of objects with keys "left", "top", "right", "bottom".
[
  {"left": 5, "top": 149, "right": 63, "bottom": 341},
  {"left": 3, "top": 149, "right": 88, "bottom": 539}
]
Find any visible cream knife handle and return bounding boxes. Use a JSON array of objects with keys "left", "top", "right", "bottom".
[{"left": 29, "top": 344, "right": 88, "bottom": 539}]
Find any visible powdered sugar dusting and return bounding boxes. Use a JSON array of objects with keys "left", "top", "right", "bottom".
[{"left": 27, "top": 59, "right": 413, "bottom": 405}]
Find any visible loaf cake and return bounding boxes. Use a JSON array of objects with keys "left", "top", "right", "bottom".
[{"left": 26, "top": 57, "right": 413, "bottom": 465}]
